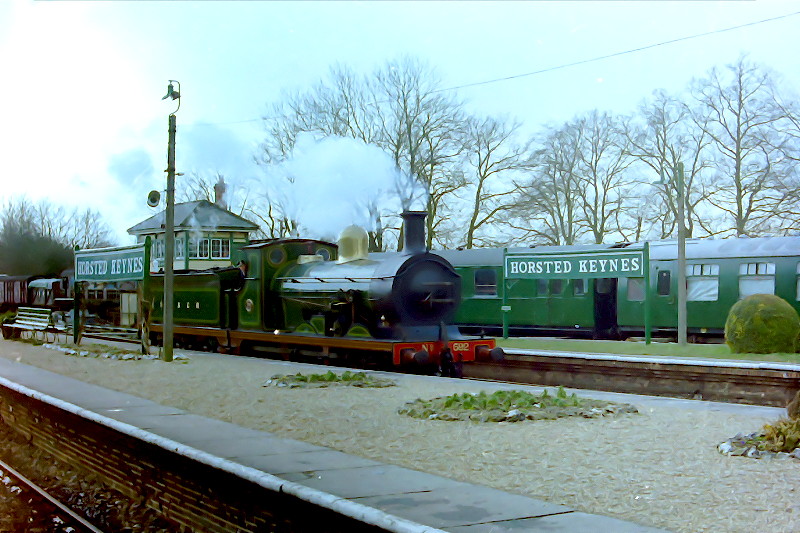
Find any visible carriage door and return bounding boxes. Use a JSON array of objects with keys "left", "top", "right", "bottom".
[{"left": 593, "top": 277, "right": 618, "bottom": 338}]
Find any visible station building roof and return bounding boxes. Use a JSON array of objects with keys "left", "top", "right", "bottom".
[{"left": 127, "top": 200, "right": 259, "bottom": 237}]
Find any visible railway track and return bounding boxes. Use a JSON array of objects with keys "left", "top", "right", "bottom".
[{"left": 0, "top": 457, "right": 105, "bottom": 533}]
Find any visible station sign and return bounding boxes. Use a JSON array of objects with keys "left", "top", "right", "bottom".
[
  {"left": 504, "top": 250, "right": 644, "bottom": 279},
  {"left": 75, "top": 244, "right": 147, "bottom": 282}
]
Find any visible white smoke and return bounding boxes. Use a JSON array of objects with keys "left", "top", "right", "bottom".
[{"left": 264, "top": 133, "right": 425, "bottom": 241}]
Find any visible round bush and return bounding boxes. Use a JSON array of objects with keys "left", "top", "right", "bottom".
[{"left": 724, "top": 294, "right": 800, "bottom": 354}]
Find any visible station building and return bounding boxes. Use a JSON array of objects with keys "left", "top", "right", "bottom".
[{"left": 127, "top": 200, "right": 259, "bottom": 273}]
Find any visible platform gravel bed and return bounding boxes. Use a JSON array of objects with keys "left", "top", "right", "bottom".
[{"left": 0, "top": 339, "right": 798, "bottom": 533}]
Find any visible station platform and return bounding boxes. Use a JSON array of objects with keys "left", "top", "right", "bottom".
[{"left": 0, "top": 355, "right": 671, "bottom": 532}]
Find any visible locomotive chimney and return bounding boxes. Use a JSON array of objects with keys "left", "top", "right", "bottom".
[{"left": 401, "top": 211, "right": 427, "bottom": 255}]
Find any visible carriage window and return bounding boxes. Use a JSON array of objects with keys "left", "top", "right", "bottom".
[
  {"left": 627, "top": 278, "right": 644, "bottom": 301},
  {"left": 595, "top": 278, "right": 613, "bottom": 295},
  {"left": 550, "top": 279, "right": 563, "bottom": 295},
  {"left": 573, "top": 279, "right": 586, "bottom": 296},
  {"left": 656, "top": 270, "right": 671, "bottom": 296},
  {"left": 739, "top": 262, "right": 775, "bottom": 298},
  {"left": 474, "top": 269, "right": 497, "bottom": 296},
  {"left": 687, "top": 263, "right": 719, "bottom": 301},
  {"left": 536, "top": 279, "right": 548, "bottom": 296},
  {"left": 796, "top": 263, "right": 800, "bottom": 301}
]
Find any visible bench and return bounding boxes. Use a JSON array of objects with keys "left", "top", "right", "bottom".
[{"left": 1, "top": 307, "right": 65, "bottom": 342}]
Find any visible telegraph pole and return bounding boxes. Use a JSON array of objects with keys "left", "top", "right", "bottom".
[{"left": 161, "top": 81, "right": 180, "bottom": 362}]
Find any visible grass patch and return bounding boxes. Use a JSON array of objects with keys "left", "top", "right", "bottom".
[
  {"left": 399, "top": 387, "right": 638, "bottom": 422},
  {"left": 263, "top": 370, "right": 396, "bottom": 388},
  {"left": 496, "top": 337, "right": 800, "bottom": 363}
]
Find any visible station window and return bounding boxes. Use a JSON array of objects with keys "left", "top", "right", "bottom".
[
  {"left": 474, "top": 269, "right": 497, "bottom": 296},
  {"left": 152, "top": 238, "right": 185, "bottom": 259},
  {"left": 189, "top": 238, "right": 210, "bottom": 259},
  {"left": 211, "top": 238, "right": 230, "bottom": 259},
  {"left": 175, "top": 238, "right": 185, "bottom": 259},
  {"left": 686, "top": 263, "right": 719, "bottom": 302},
  {"left": 739, "top": 262, "right": 775, "bottom": 298},
  {"left": 627, "top": 278, "right": 645, "bottom": 302},
  {"left": 550, "top": 279, "right": 563, "bottom": 295},
  {"left": 573, "top": 279, "right": 586, "bottom": 296},
  {"left": 656, "top": 270, "right": 671, "bottom": 296},
  {"left": 152, "top": 240, "right": 165, "bottom": 259}
]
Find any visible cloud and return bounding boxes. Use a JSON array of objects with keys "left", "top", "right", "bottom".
[
  {"left": 108, "top": 148, "right": 156, "bottom": 189},
  {"left": 178, "top": 123, "right": 259, "bottom": 179}
]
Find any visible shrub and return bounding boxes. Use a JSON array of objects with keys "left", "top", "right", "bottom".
[
  {"left": 724, "top": 294, "right": 800, "bottom": 354},
  {"left": 759, "top": 418, "right": 800, "bottom": 453}
]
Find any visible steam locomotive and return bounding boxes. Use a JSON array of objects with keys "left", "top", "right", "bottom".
[{"left": 146, "top": 212, "right": 502, "bottom": 375}]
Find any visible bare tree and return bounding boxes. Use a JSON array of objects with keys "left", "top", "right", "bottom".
[
  {"left": 690, "top": 56, "right": 788, "bottom": 236},
  {"left": 260, "top": 57, "right": 468, "bottom": 250},
  {"left": 176, "top": 170, "right": 254, "bottom": 220},
  {"left": 626, "top": 90, "right": 715, "bottom": 239},
  {"left": 260, "top": 64, "right": 380, "bottom": 166},
  {"left": 370, "top": 57, "right": 468, "bottom": 249},
  {"left": 509, "top": 123, "right": 585, "bottom": 245},
  {"left": 0, "top": 196, "right": 116, "bottom": 274},
  {"left": 458, "top": 116, "right": 527, "bottom": 248},
  {"left": 767, "top": 95, "right": 800, "bottom": 233},
  {"left": 572, "top": 111, "right": 636, "bottom": 244}
]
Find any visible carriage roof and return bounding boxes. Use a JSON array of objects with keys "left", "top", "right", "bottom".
[
  {"left": 644, "top": 236, "right": 800, "bottom": 261},
  {"left": 433, "top": 236, "right": 800, "bottom": 267}
]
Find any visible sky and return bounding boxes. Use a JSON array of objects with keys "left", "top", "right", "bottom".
[{"left": 1, "top": 0, "right": 799, "bottom": 244}]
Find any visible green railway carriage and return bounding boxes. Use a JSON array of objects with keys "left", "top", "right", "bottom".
[
  {"left": 617, "top": 236, "right": 800, "bottom": 338},
  {"left": 436, "top": 245, "right": 620, "bottom": 338},
  {"left": 440, "top": 236, "right": 800, "bottom": 340}
]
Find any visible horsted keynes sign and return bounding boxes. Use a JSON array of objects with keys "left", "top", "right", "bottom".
[
  {"left": 75, "top": 244, "right": 147, "bottom": 282},
  {"left": 504, "top": 250, "right": 644, "bottom": 279}
]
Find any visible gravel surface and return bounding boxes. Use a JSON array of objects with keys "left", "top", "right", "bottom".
[{"left": 1, "top": 338, "right": 799, "bottom": 533}]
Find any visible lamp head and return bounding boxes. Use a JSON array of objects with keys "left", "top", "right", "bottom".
[
  {"left": 147, "top": 190, "right": 161, "bottom": 207},
  {"left": 162, "top": 82, "right": 180, "bottom": 101}
]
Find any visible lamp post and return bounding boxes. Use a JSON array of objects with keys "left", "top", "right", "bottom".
[
  {"left": 659, "top": 162, "right": 687, "bottom": 346},
  {"left": 161, "top": 80, "right": 181, "bottom": 362},
  {"left": 675, "top": 162, "right": 687, "bottom": 346}
]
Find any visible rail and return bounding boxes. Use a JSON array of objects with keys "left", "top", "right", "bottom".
[
  {"left": 0, "top": 456, "right": 105, "bottom": 533},
  {"left": 82, "top": 324, "right": 139, "bottom": 342}
]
